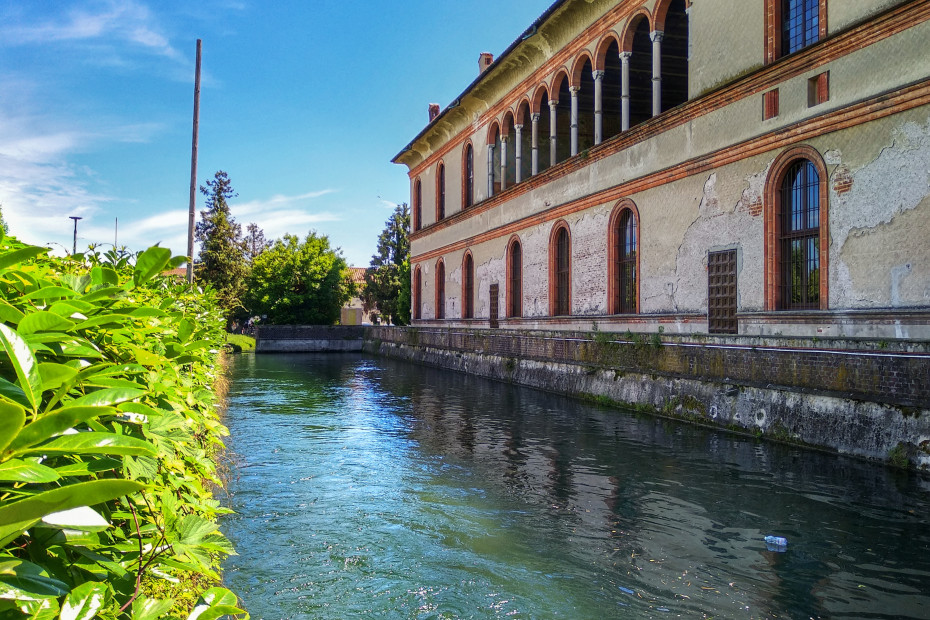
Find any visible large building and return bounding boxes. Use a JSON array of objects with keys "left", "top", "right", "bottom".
[{"left": 393, "top": 0, "right": 930, "bottom": 339}]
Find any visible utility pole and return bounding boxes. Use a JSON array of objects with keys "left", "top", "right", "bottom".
[
  {"left": 186, "top": 39, "right": 202, "bottom": 284},
  {"left": 69, "top": 216, "right": 82, "bottom": 255}
]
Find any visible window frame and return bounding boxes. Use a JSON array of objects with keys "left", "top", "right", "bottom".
[
  {"left": 413, "top": 265, "right": 422, "bottom": 320},
  {"left": 413, "top": 178, "right": 422, "bottom": 232},
  {"left": 436, "top": 162, "right": 446, "bottom": 221},
  {"left": 435, "top": 259, "right": 446, "bottom": 320},
  {"left": 764, "top": 146, "right": 829, "bottom": 311},
  {"left": 765, "top": 0, "right": 827, "bottom": 63},
  {"left": 548, "top": 221, "right": 572, "bottom": 316},
  {"left": 506, "top": 236, "right": 522, "bottom": 318},
  {"left": 608, "top": 200, "right": 640, "bottom": 315},
  {"left": 463, "top": 142, "right": 474, "bottom": 209},
  {"left": 462, "top": 252, "right": 475, "bottom": 319}
]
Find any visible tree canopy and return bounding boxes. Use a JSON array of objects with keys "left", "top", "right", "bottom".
[
  {"left": 363, "top": 203, "right": 410, "bottom": 325},
  {"left": 245, "top": 231, "right": 354, "bottom": 325},
  {"left": 194, "top": 171, "right": 249, "bottom": 321}
]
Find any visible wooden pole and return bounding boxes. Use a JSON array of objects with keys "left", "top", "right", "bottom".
[{"left": 186, "top": 39, "right": 202, "bottom": 284}]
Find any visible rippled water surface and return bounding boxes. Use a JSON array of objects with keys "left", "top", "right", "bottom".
[{"left": 221, "top": 353, "right": 930, "bottom": 619}]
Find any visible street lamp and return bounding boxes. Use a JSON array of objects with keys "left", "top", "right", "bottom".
[{"left": 69, "top": 216, "right": 82, "bottom": 255}]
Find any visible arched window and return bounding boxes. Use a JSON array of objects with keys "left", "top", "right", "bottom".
[
  {"left": 413, "top": 178, "right": 422, "bottom": 232},
  {"left": 626, "top": 15, "right": 653, "bottom": 128},
  {"left": 463, "top": 143, "right": 474, "bottom": 208},
  {"left": 609, "top": 202, "right": 639, "bottom": 314},
  {"left": 766, "top": 0, "right": 826, "bottom": 62},
  {"left": 413, "top": 266, "right": 422, "bottom": 320},
  {"left": 435, "top": 259, "right": 445, "bottom": 319},
  {"left": 549, "top": 223, "right": 571, "bottom": 316},
  {"left": 507, "top": 238, "right": 522, "bottom": 318},
  {"left": 657, "top": 0, "right": 689, "bottom": 112},
  {"left": 780, "top": 160, "right": 820, "bottom": 308},
  {"left": 783, "top": 0, "right": 820, "bottom": 55},
  {"left": 437, "top": 163, "right": 446, "bottom": 221},
  {"left": 463, "top": 253, "right": 475, "bottom": 319},
  {"left": 764, "top": 147, "right": 829, "bottom": 311}
]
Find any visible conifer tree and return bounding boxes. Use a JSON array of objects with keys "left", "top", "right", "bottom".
[
  {"left": 363, "top": 203, "right": 410, "bottom": 325},
  {"left": 195, "top": 171, "right": 248, "bottom": 323}
]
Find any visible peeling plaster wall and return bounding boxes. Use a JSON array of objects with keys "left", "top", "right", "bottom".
[{"left": 829, "top": 118, "right": 930, "bottom": 311}]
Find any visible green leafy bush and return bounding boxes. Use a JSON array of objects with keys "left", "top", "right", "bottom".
[{"left": 0, "top": 237, "right": 245, "bottom": 618}]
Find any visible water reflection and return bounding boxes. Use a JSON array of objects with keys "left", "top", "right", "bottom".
[{"left": 223, "top": 353, "right": 930, "bottom": 619}]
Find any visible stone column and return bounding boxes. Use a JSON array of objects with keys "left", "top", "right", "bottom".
[
  {"left": 569, "top": 86, "right": 580, "bottom": 157},
  {"left": 500, "top": 135, "right": 508, "bottom": 191},
  {"left": 531, "top": 113, "right": 540, "bottom": 175},
  {"left": 593, "top": 70, "right": 605, "bottom": 145},
  {"left": 549, "top": 99, "right": 558, "bottom": 167},
  {"left": 514, "top": 124, "right": 523, "bottom": 183},
  {"left": 651, "top": 30, "right": 664, "bottom": 117},
  {"left": 620, "top": 51, "right": 631, "bottom": 131},
  {"left": 487, "top": 144, "right": 495, "bottom": 197}
]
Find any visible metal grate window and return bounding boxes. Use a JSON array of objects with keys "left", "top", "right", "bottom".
[
  {"left": 464, "top": 254, "right": 474, "bottom": 319},
  {"left": 708, "top": 250, "right": 738, "bottom": 334},
  {"left": 780, "top": 160, "right": 820, "bottom": 309},
  {"left": 489, "top": 283, "right": 499, "bottom": 328},
  {"left": 782, "top": 0, "right": 819, "bottom": 55},
  {"left": 613, "top": 210, "right": 638, "bottom": 313},
  {"left": 555, "top": 228, "right": 570, "bottom": 316},
  {"left": 509, "top": 242, "right": 522, "bottom": 318}
]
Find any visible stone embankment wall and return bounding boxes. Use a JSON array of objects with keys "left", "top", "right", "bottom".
[
  {"left": 364, "top": 326, "right": 930, "bottom": 471},
  {"left": 255, "top": 325, "right": 365, "bottom": 352}
]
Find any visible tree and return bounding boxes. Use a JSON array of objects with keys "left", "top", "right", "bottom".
[
  {"left": 245, "top": 222, "right": 270, "bottom": 262},
  {"left": 245, "top": 231, "right": 355, "bottom": 325},
  {"left": 195, "top": 171, "right": 249, "bottom": 322},
  {"left": 363, "top": 203, "right": 411, "bottom": 325}
]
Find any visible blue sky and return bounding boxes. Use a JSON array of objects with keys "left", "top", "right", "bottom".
[{"left": 0, "top": 0, "right": 550, "bottom": 266}]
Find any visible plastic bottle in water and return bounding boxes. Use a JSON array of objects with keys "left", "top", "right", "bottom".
[{"left": 764, "top": 535, "right": 788, "bottom": 551}]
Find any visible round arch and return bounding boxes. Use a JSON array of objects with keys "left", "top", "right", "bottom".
[
  {"left": 654, "top": 0, "right": 692, "bottom": 31},
  {"left": 506, "top": 234, "right": 523, "bottom": 319},
  {"left": 570, "top": 51, "right": 595, "bottom": 88},
  {"left": 461, "top": 250, "right": 475, "bottom": 319},
  {"left": 548, "top": 220, "right": 572, "bottom": 316},
  {"left": 763, "top": 144, "right": 830, "bottom": 311},
  {"left": 620, "top": 9, "right": 654, "bottom": 52},
  {"left": 607, "top": 198, "right": 641, "bottom": 314},
  {"left": 412, "top": 264, "right": 422, "bottom": 321},
  {"left": 594, "top": 31, "right": 623, "bottom": 71}
]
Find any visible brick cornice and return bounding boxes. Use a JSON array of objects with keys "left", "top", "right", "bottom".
[{"left": 412, "top": 77, "right": 930, "bottom": 264}]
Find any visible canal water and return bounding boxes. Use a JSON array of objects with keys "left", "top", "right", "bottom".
[{"left": 221, "top": 353, "right": 930, "bottom": 619}]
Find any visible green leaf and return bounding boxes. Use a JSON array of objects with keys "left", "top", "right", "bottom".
[
  {"left": 7, "top": 406, "right": 115, "bottom": 452},
  {"left": 17, "top": 312, "right": 75, "bottom": 336},
  {"left": 17, "top": 597, "right": 60, "bottom": 620},
  {"left": 41, "top": 506, "right": 109, "bottom": 531},
  {"left": 38, "top": 363, "right": 78, "bottom": 392},
  {"left": 0, "top": 300, "right": 25, "bottom": 324},
  {"left": 59, "top": 581, "right": 108, "bottom": 620},
  {"left": 54, "top": 457, "right": 121, "bottom": 477},
  {"left": 126, "top": 345, "right": 164, "bottom": 367},
  {"left": 133, "top": 247, "right": 172, "bottom": 287},
  {"left": 0, "top": 479, "right": 144, "bottom": 544},
  {"left": 19, "top": 432, "right": 156, "bottom": 457},
  {"left": 0, "top": 459, "right": 59, "bottom": 483},
  {"left": 132, "top": 596, "right": 174, "bottom": 620},
  {"left": 0, "top": 559, "right": 69, "bottom": 601},
  {"left": 72, "top": 313, "right": 131, "bottom": 330},
  {"left": 90, "top": 266, "right": 119, "bottom": 287},
  {"left": 0, "top": 246, "right": 48, "bottom": 271},
  {"left": 188, "top": 588, "right": 243, "bottom": 620},
  {"left": 67, "top": 387, "right": 144, "bottom": 408},
  {"left": 79, "top": 286, "right": 125, "bottom": 303},
  {"left": 22, "top": 286, "right": 76, "bottom": 301},
  {"left": 0, "top": 324, "right": 42, "bottom": 413},
  {"left": 0, "top": 401, "right": 25, "bottom": 454},
  {"left": 177, "top": 318, "right": 194, "bottom": 343},
  {"left": 0, "top": 377, "right": 31, "bottom": 409}
]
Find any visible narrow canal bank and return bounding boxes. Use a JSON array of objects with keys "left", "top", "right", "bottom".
[
  {"left": 354, "top": 326, "right": 930, "bottom": 472},
  {"left": 221, "top": 352, "right": 930, "bottom": 618}
]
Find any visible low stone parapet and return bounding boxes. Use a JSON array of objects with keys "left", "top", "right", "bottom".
[{"left": 255, "top": 325, "right": 365, "bottom": 352}]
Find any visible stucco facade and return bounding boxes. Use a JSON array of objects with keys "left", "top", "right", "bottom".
[{"left": 394, "top": 0, "right": 930, "bottom": 339}]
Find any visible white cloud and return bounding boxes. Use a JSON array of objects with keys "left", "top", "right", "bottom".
[{"left": 0, "top": 1, "right": 184, "bottom": 62}]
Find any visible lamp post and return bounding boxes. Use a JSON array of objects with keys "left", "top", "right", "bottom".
[{"left": 69, "top": 216, "right": 82, "bottom": 255}]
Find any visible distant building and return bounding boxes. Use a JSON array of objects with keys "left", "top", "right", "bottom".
[
  {"left": 341, "top": 267, "right": 374, "bottom": 325},
  {"left": 393, "top": 0, "right": 930, "bottom": 339}
]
